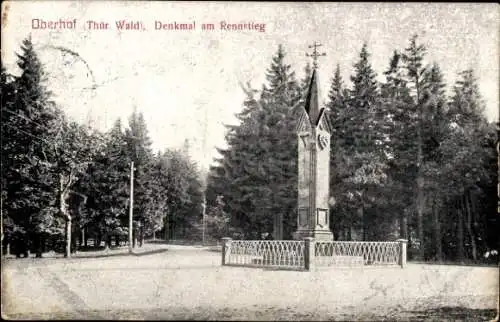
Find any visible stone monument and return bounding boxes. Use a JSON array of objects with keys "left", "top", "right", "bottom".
[{"left": 293, "top": 42, "right": 334, "bottom": 241}]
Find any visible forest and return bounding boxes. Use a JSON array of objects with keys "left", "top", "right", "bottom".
[
  {"left": 1, "top": 36, "right": 205, "bottom": 258},
  {"left": 207, "top": 34, "right": 499, "bottom": 263},
  {"left": 1, "top": 34, "right": 498, "bottom": 263}
]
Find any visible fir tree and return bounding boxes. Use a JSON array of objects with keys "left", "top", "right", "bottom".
[
  {"left": 339, "top": 43, "right": 388, "bottom": 240},
  {"left": 401, "top": 34, "right": 428, "bottom": 259},
  {"left": 438, "top": 70, "right": 496, "bottom": 261},
  {"left": 2, "top": 36, "right": 60, "bottom": 256},
  {"left": 208, "top": 45, "right": 301, "bottom": 239},
  {"left": 300, "top": 62, "right": 312, "bottom": 96},
  {"left": 327, "top": 64, "right": 346, "bottom": 112},
  {"left": 350, "top": 43, "right": 379, "bottom": 110},
  {"left": 380, "top": 49, "right": 415, "bottom": 240}
]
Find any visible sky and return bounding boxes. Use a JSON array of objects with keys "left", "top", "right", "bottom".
[{"left": 2, "top": 1, "right": 499, "bottom": 169}]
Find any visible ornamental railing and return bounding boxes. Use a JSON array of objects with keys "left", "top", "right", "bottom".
[
  {"left": 315, "top": 241, "right": 402, "bottom": 267},
  {"left": 222, "top": 239, "right": 305, "bottom": 269},
  {"left": 221, "top": 238, "right": 407, "bottom": 270}
]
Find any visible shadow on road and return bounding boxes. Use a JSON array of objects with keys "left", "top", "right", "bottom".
[
  {"left": 145, "top": 239, "right": 221, "bottom": 246},
  {"left": 1, "top": 248, "right": 169, "bottom": 261},
  {"left": 403, "top": 306, "right": 497, "bottom": 321},
  {"left": 73, "top": 248, "right": 169, "bottom": 259},
  {"left": 4, "top": 305, "right": 498, "bottom": 321}
]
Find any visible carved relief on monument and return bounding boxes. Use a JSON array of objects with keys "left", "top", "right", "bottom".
[
  {"left": 317, "top": 132, "right": 329, "bottom": 150},
  {"left": 296, "top": 109, "right": 312, "bottom": 133},
  {"left": 299, "top": 133, "right": 309, "bottom": 148},
  {"left": 316, "top": 208, "right": 328, "bottom": 228},
  {"left": 298, "top": 207, "right": 309, "bottom": 228}
]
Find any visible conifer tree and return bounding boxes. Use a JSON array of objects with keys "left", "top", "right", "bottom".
[
  {"left": 419, "top": 63, "right": 448, "bottom": 259},
  {"left": 2, "top": 36, "right": 60, "bottom": 256},
  {"left": 438, "top": 70, "right": 496, "bottom": 261},
  {"left": 401, "top": 34, "right": 428, "bottom": 259},
  {"left": 342, "top": 43, "right": 388, "bottom": 240},
  {"left": 1, "top": 65, "right": 18, "bottom": 244},
  {"left": 325, "top": 63, "right": 352, "bottom": 239},
  {"left": 208, "top": 45, "right": 301, "bottom": 239},
  {"left": 300, "top": 62, "right": 312, "bottom": 95},
  {"left": 350, "top": 43, "right": 379, "bottom": 110},
  {"left": 159, "top": 148, "right": 202, "bottom": 240},
  {"left": 380, "top": 50, "right": 414, "bottom": 240}
]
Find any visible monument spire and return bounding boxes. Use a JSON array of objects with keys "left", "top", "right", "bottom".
[
  {"left": 304, "top": 42, "right": 326, "bottom": 125},
  {"left": 304, "top": 69, "right": 321, "bottom": 126}
]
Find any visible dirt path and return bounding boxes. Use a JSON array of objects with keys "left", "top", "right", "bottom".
[{"left": 2, "top": 245, "right": 498, "bottom": 320}]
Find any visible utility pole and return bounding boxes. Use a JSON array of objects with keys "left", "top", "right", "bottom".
[
  {"left": 202, "top": 195, "right": 206, "bottom": 245},
  {"left": 129, "top": 161, "right": 135, "bottom": 254}
]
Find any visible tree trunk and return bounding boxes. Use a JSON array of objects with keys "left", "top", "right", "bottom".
[
  {"left": 65, "top": 218, "right": 72, "bottom": 258},
  {"left": 80, "top": 228, "right": 85, "bottom": 247},
  {"left": 84, "top": 229, "right": 88, "bottom": 247},
  {"left": 416, "top": 176, "right": 425, "bottom": 260},
  {"left": 361, "top": 206, "right": 366, "bottom": 241},
  {"left": 400, "top": 210, "right": 408, "bottom": 240},
  {"left": 62, "top": 207, "right": 71, "bottom": 257},
  {"left": 96, "top": 234, "right": 102, "bottom": 249},
  {"left": 139, "top": 225, "right": 144, "bottom": 247},
  {"left": 415, "top": 75, "right": 425, "bottom": 261},
  {"left": 433, "top": 199, "right": 442, "bottom": 261},
  {"left": 465, "top": 192, "right": 477, "bottom": 261},
  {"left": 104, "top": 235, "right": 111, "bottom": 249},
  {"left": 456, "top": 198, "right": 465, "bottom": 262},
  {"left": 60, "top": 175, "right": 72, "bottom": 258},
  {"left": 71, "top": 224, "right": 77, "bottom": 254},
  {"left": 164, "top": 215, "right": 169, "bottom": 241},
  {"left": 35, "top": 233, "right": 42, "bottom": 258},
  {"left": 470, "top": 191, "right": 484, "bottom": 252}
]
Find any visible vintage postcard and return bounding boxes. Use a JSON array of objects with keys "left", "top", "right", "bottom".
[{"left": 1, "top": 1, "right": 499, "bottom": 320}]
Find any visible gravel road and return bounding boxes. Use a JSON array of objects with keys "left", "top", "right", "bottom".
[{"left": 2, "top": 244, "right": 498, "bottom": 320}]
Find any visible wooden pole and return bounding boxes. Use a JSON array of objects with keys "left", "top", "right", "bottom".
[
  {"left": 202, "top": 196, "right": 206, "bottom": 245},
  {"left": 129, "top": 162, "right": 134, "bottom": 254}
]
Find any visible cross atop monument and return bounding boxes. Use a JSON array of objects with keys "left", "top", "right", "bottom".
[{"left": 306, "top": 42, "right": 326, "bottom": 70}]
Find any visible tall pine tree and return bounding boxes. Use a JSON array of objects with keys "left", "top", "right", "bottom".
[
  {"left": 2, "top": 36, "right": 60, "bottom": 256},
  {"left": 208, "top": 45, "right": 301, "bottom": 239},
  {"left": 401, "top": 34, "right": 428, "bottom": 259}
]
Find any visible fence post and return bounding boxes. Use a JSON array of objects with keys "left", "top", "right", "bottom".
[
  {"left": 397, "top": 239, "right": 408, "bottom": 268},
  {"left": 304, "top": 237, "right": 315, "bottom": 271},
  {"left": 221, "top": 237, "right": 232, "bottom": 266}
]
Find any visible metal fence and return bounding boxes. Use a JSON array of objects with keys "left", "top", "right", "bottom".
[
  {"left": 223, "top": 240, "right": 305, "bottom": 269},
  {"left": 315, "top": 241, "right": 402, "bottom": 267},
  {"left": 221, "top": 238, "right": 407, "bottom": 270}
]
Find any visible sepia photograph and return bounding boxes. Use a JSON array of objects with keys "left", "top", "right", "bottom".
[{"left": 1, "top": 1, "right": 499, "bottom": 320}]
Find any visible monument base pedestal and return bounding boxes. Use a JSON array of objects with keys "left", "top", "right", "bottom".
[{"left": 293, "top": 229, "right": 334, "bottom": 242}]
